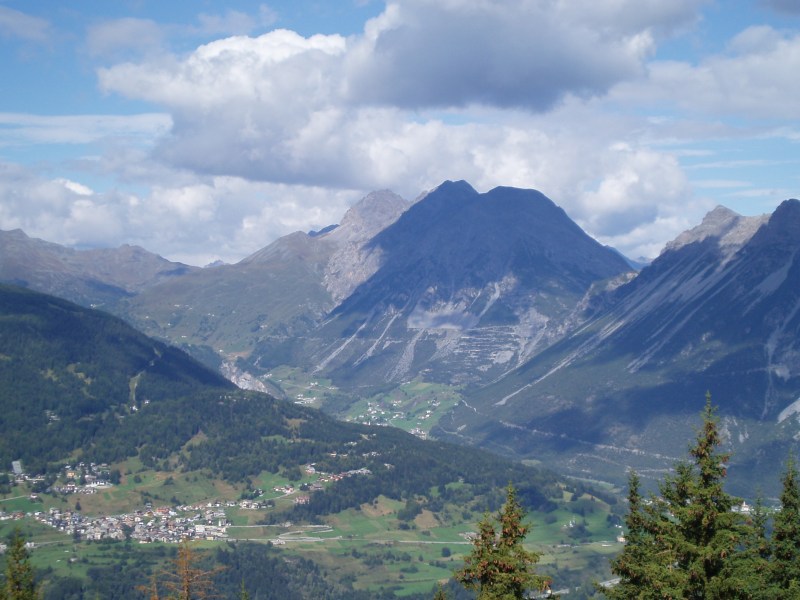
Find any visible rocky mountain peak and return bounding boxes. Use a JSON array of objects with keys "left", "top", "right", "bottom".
[
  {"left": 663, "top": 204, "right": 768, "bottom": 261},
  {"left": 322, "top": 190, "right": 410, "bottom": 302},
  {"left": 325, "top": 190, "right": 410, "bottom": 245},
  {"left": 765, "top": 198, "right": 800, "bottom": 235}
]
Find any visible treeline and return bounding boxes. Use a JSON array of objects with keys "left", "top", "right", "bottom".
[{"left": 606, "top": 394, "right": 800, "bottom": 599}]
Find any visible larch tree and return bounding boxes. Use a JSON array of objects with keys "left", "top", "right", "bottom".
[{"left": 160, "top": 540, "right": 222, "bottom": 600}]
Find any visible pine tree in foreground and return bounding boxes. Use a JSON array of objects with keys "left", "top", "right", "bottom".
[
  {"left": 771, "top": 455, "right": 800, "bottom": 598},
  {"left": 1, "top": 529, "right": 39, "bottom": 600},
  {"left": 455, "top": 483, "right": 552, "bottom": 599},
  {"left": 605, "top": 393, "right": 744, "bottom": 600},
  {"left": 603, "top": 471, "right": 677, "bottom": 599},
  {"left": 718, "top": 495, "right": 775, "bottom": 600}
]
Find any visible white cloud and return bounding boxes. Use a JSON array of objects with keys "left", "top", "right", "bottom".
[
  {"left": 86, "top": 18, "right": 166, "bottom": 59},
  {"left": 85, "top": 0, "right": 719, "bottom": 262},
  {"left": 0, "top": 160, "right": 356, "bottom": 265},
  {"left": 613, "top": 26, "right": 800, "bottom": 119},
  {"left": 0, "top": 6, "right": 50, "bottom": 43},
  {"left": 14, "top": 0, "right": 792, "bottom": 265},
  {"left": 0, "top": 113, "right": 172, "bottom": 146},
  {"left": 344, "top": 0, "right": 704, "bottom": 111},
  {"left": 55, "top": 179, "right": 94, "bottom": 196},
  {"left": 576, "top": 144, "right": 695, "bottom": 236},
  {"left": 94, "top": 0, "right": 704, "bottom": 196},
  {"left": 0, "top": 163, "right": 119, "bottom": 247}
]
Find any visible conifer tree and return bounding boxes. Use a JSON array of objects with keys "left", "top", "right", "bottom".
[
  {"left": 238, "top": 579, "right": 250, "bottom": 600},
  {"left": 605, "top": 394, "right": 743, "bottom": 600},
  {"left": 771, "top": 455, "right": 800, "bottom": 598},
  {"left": 603, "top": 471, "right": 679, "bottom": 599},
  {"left": 137, "top": 574, "right": 160, "bottom": 600},
  {"left": 718, "top": 495, "right": 774, "bottom": 600},
  {"left": 160, "top": 540, "right": 222, "bottom": 600},
  {"left": 455, "top": 483, "right": 550, "bottom": 599},
  {"left": 1, "top": 530, "right": 39, "bottom": 600},
  {"left": 661, "top": 394, "right": 742, "bottom": 599},
  {"left": 432, "top": 582, "right": 448, "bottom": 600}
]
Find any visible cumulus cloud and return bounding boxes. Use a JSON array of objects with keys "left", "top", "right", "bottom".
[
  {"left": 613, "top": 26, "right": 800, "bottom": 119},
  {"left": 85, "top": 0, "right": 731, "bottom": 261},
  {"left": 343, "top": 0, "right": 692, "bottom": 110},
  {"left": 14, "top": 0, "right": 790, "bottom": 264},
  {"left": 0, "top": 163, "right": 120, "bottom": 248},
  {"left": 0, "top": 160, "right": 355, "bottom": 265},
  {"left": 95, "top": 0, "right": 704, "bottom": 191}
]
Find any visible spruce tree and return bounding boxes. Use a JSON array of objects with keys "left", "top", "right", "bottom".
[
  {"left": 604, "top": 471, "right": 680, "bottom": 599},
  {"left": 604, "top": 394, "right": 743, "bottom": 600},
  {"left": 455, "top": 483, "right": 550, "bottom": 600},
  {"left": 660, "top": 394, "right": 742, "bottom": 599},
  {"left": 718, "top": 495, "right": 774, "bottom": 600},
  {"left": 1, "top": 530, "right": 39, "bottom": 600},
  {"left": 771, "top": 455, "right": 800, "bottom": 597}
]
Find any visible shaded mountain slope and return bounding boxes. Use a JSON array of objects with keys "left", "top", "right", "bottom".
[
  {"left": 438, "top": 200, "right": 800, "bottom": 494},
  {"left": 266, "top": 181, "right": 631, "bottom": 391},
  {"left": 0, "top": 283, "right": 232, "bottom": 471}
]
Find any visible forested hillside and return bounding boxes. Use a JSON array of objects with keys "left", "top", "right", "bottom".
[{"left": 0, "top": 284, "right": 575, "bottom": 515}]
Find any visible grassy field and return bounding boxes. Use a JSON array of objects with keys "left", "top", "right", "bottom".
[
  {"left": 249, "top": 366, "right": 466, "bottom": 438},
  {"left": 340, "top": 380, "right": 464, "bottom": 435},
  {"left": 1, "top": 468, "right": 621, "bottom": 597}
]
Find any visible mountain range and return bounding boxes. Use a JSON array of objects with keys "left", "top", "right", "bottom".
[
  {"left": 3, "top": 181, "right": 799, "bottom": 493},
  {"left": 0, "top": 228, "right": 196, "bottom": 307},
  {"left": 438, "top": 200, "right": 800, "bottom": 494}
]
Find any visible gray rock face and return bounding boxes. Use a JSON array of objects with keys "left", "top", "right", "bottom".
[
  {"left": 664, "top": 205, "right": 767, "bottom": 262},
  {"left": 292, "top": 181, "right": 632, "bottom": 387},
  {"left": 322, "top": 190, "right": 410, "bottom": 302}
]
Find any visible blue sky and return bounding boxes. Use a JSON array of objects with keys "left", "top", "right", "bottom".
[{"left": 1, "top": 0, "right": 799, "bottom": 265}]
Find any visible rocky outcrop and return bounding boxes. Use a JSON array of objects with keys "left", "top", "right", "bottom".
[{"left": 322, "top": 190, "right": 410, "bottom": 302}]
